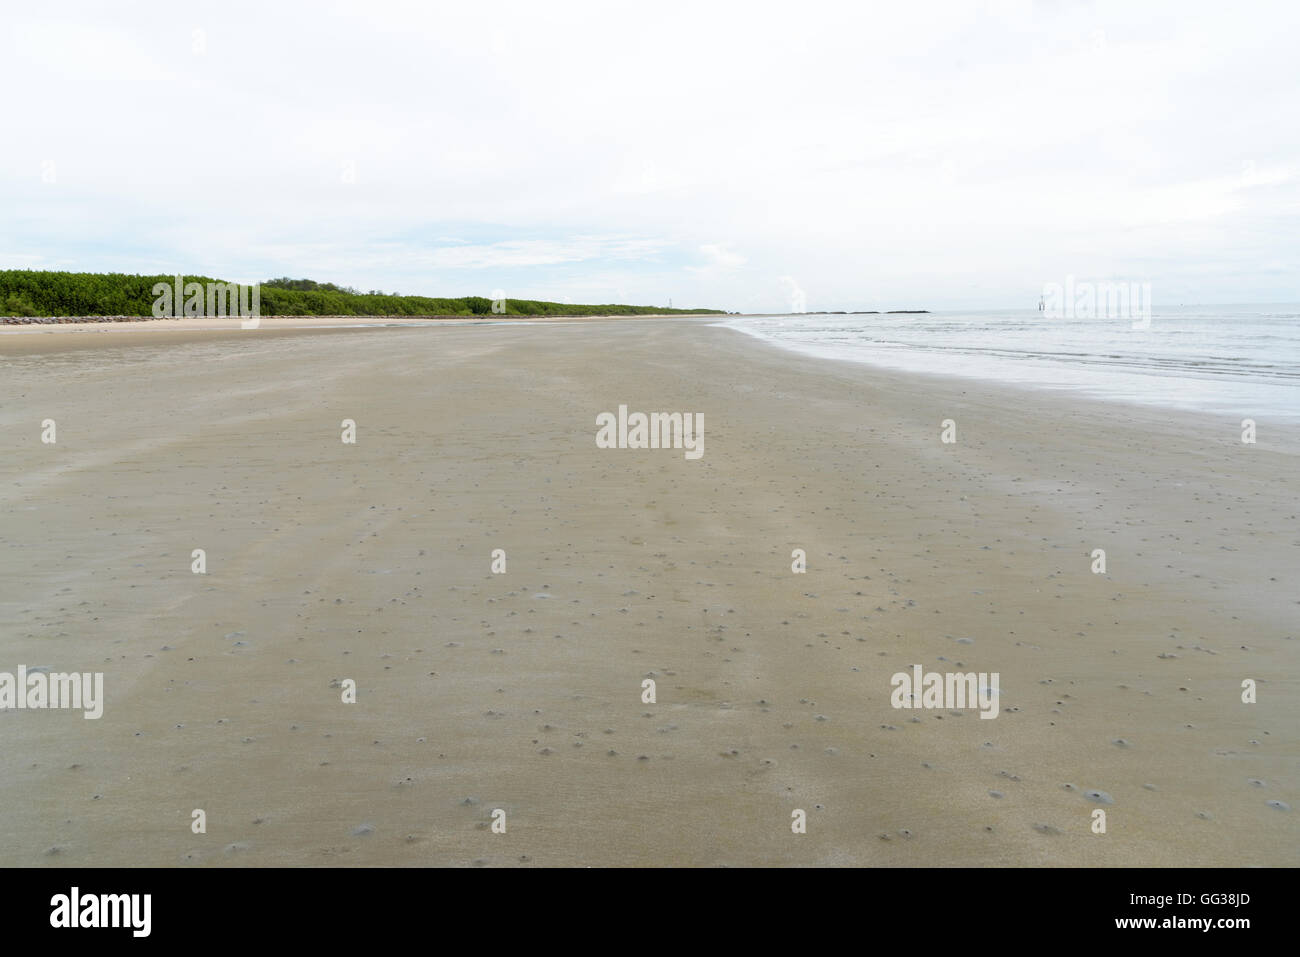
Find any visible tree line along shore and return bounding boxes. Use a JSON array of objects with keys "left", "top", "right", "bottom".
[{"left": 0, "top": 271, "right": 727, "bottom": 320}]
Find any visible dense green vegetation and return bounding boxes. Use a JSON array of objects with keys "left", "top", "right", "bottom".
[{"left": 0, "top": 271, "right": 724, "bottom": 318}]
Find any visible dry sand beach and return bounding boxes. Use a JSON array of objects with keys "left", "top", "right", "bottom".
[{"left": 1, "top": 317, "right": 1296, "bottom": 867}]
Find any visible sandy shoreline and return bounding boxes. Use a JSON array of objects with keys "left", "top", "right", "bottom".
[
  {"left": 0, "top": 313, "right": 705, "bottom": 355},
  {"left": 1, "top": 319, "right": 1295, "bottom": 866}
]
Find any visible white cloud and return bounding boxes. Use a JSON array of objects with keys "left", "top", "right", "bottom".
[
  {"left": 419, "top": 239, "right": 667, "bottom": 269},
  {"left": 1, "top": 0, "right": 1298, "bottom": 309},
  {"left": 689, "top": 244, "right": 747, "bottom": 275}
]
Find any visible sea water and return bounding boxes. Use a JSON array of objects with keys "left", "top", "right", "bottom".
[{"left": 721, "top": 305, "right": 1300, "bottom": 419}]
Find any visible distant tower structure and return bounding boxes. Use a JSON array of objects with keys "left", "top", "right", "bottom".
[{"left": 1038, "top": 295, "right": 1045, "bottom": 312}]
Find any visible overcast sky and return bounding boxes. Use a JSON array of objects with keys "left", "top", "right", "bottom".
[{"left": 2, "top": 0, "right": 1296, "bottom": 311}]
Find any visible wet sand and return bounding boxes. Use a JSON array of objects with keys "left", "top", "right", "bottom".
[{"left": 1, "top": 318, "right": 1295, "bottom": 866}]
